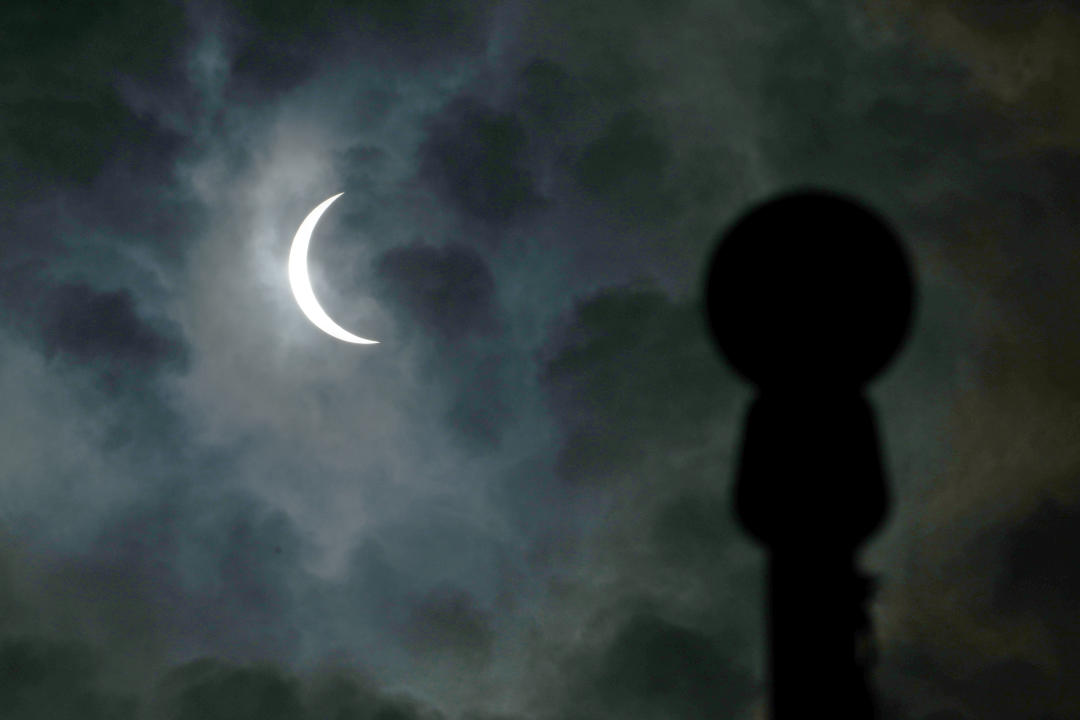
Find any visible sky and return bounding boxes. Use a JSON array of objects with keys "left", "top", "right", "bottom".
[{"left": 1, "top": 0, "right": 1078, "bottom": 718}]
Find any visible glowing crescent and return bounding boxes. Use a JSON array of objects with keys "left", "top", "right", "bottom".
[{"left": 288, "top": 193, "right": 378, "bottom": 344}]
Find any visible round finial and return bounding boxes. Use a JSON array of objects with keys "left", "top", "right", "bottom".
[{"left": 704, "top": 189, "right": 914, "bottom": 389}]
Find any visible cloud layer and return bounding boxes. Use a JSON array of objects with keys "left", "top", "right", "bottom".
[{"left": 1, "top": 0, "right": 1078, "bottom": 718}]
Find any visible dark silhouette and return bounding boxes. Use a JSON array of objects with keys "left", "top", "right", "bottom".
[{"left": 704, "top": 190, "right": 915, "bottom": 718}]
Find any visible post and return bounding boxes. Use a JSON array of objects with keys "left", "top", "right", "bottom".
[{"left": 703, "top": 189, "right": 915, "bottom": 718}]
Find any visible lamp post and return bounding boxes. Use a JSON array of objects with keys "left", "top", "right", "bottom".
[{"left": 704, "top": 189, "right": 915, "bottom": 718}]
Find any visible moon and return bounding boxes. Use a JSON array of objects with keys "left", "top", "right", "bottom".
[{"left": 288, "top": 193, "right": 379, "bottom": 344}]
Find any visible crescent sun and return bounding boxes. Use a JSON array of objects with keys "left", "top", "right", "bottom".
[{"left": 288, "top": 193, "right": 379, "bottom": 344}]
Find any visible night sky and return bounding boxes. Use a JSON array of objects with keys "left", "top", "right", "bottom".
[{"left": 2, "top": 1, "right": 1079, "bottom": 718}]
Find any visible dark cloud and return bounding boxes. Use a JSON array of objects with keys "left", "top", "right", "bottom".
[
  {"left": 958, "top": 659, "right": 1059, "bottom": 720},
  {"left": 516, "top": 59, "right": 585, "bottom": 129},
  {"left": 339, "top": 538, "right": 410, "bottom": 627},
  {"left": 915, "top": 150, "right": 1080, "bottom": 345},
  {"left": 4, "top": 1, "right": 1080, "bottom": 719},
  {"left": 222, "top": 2, "right": 337, "bottom": 102},
  {"left": 1, "top": 0, "right": 185, "bottom": 83},
  {"left": 573, "top": 110, "right": 675, "bottom": 220},
  {"left": 881, "top": 0, "right": 1080, "bottom": 149},
  {"left": 526, "top": 278, "right": 763, "bottom": 720},
  {"left": 370, "top": 239, "right": 511, "bottom": 447},
  {"left": 156, "top": 658, "right": 445, "bottom": 720},
  {"left": 30, "top": 283, "right": 189, "bottom": 392},
  {"left": 40, "top": 284, "right": 184, "bottom": 367},
  {"left": 873, "top": 494, "right": 1080, "bottom": 719},
  {"left": 225, "top": 0, "right": 496, "bottom": 100},
  {"left": 920, "top": 712, "right": 969, "bottom": 720},
  {"left": 374, "top": 243, "right": 500, "bottom": 340},
  {"left": 226, "top": 44, "right": 317, "bottom": 103},
  {"left": 525, "top": 4, "right": 648, "bottom": 105},
  {"left": 158, "top": 659, "right": 304, "bottom": 720},
  {"left": 402, "top": 586, "right": 494, "bottom": 663},
  {"left": 0, "top": 1, "right": 197, "bottom": 310},
  {"left": 419, "top": 99, "right": 541, "bottom": 226},
  {"left": 866, "top": 144, "right": 1080, "bottom": 720},
  {"left": 0, "top": 0, "right": 187, "bottom": 191},
  {"left": 994, "top": 496, "right": 1080, "bottom": 604},
  {"left": 305, "top": 670, "right": 444, "bottom": 720},
  {"left": 563, "top": 612, "right": 755, "bottom": 720},
  {"left": 751, "top": 4, "right": 999, "bottom": 199},
  {"left": 878, "top": 643, "right": 1066, "bottom": 720},
  {"left": 445, "top": 355, "right": 511, "bottom": 451},
  {"left": 0, "top": 628, "right": 445, "bottom": 720},
  {"left": 542, "top": 283, "right": 736, "bottom": 485},
  {"left": 992, "top": 497, "right": 1080, "bottom": 669},
  {"left": 235, "top": 0, "right": 493, "bottom": 50},
  {"left": 650, "top": 492, "right": 742, "bottom": 568},
  {"left": 13, "top": 487, "right": 303, "bottom": 667},
  {"left": 0, "top": 637, "right": 136, "bottom": 720},
  {"left": 1, "top": 94, "right": 177, "bottom": 187}
]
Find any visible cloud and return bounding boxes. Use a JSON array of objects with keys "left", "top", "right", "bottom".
[
  {"left": 0, "top": 637, "right": 137, "bottom": 720},
  {"left": 5, "top": 1, "right": 1080, "bottom": 718},
  {"left": 303, "top": 667, "right": 445, "bottom": 720},
  {"left": 542, "top": 282, "right": 738, "bottom": 485},
  {"left": 872, "top": 484, "right": 1080, "bottom": 718},
  {"left": 650, "top": 492, "right": 744, "bottom": 568},
  {"left": 373, "top": 242, "right": 509, "bottom": 449},
  {"left": 402, "top": 585, "right": 494, "bottom": 664},
  {"left": 0, "top": 627, "right": 449, "bottom": 720},
  {"left": 8, "top": 484, "right": 308, "bottom": 666},
  {"left": 157, "top": 659, "right": 304, "bottom": 720},
  {"left": 515, "top": 59, "right": 586, "bottom": 129},
  {"left": 557, "top": 612, "right": 756, "bottom": 720},
  {"left": 3, "top": 95, "right": 163, "bottom": 185},
  {"left": 993, "top": 497, "right": 1080, "bottom": 622},
  {"left": 39, "top": 283, "right": 187, "bottom": 377},
  {"left": 419, "top": 99, "right": 541, "bottom": 226},
  {"left": 233, "top": 0, "right": 495, "bottom": 51},
  {"left": 374, "top": 243, "right": 500, "bottom": 340},
  {"left": 221, "top": 0, "right": 497, "bottom": 101},
  {"left": 0, "top": 0, "right": 185, "bottom": 85},
  {"left": 914, "top": 150, "right": 1080, "bottom": 342},
  {"left": 876, "top": 642, "right": 1068, "bottom": 720},
  {"left": 0, "top": 0, "right": 187, "bottom": 192},
  {"left": 444, "top": 355, "right": 512, "bottom": 451},
  {"left": 875, "top": 0, "right": 1080, "bottom": 149},
  {"left": 572, "top": 110, "right": 675, "bottom": 221},
  {"left": 515, "top": 277, "right": 763, "bottom": 720}
]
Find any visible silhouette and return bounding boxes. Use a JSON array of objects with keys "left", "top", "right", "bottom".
[{"left": 704, "top": 190, "right": 915, "bottom": 718}]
